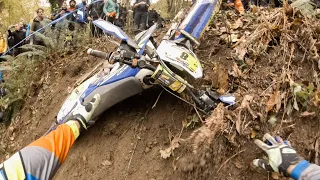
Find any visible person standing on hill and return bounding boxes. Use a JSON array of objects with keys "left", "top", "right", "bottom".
[
  {"left": 87, "top": 0, "right": 105, "bottom": 37},
  {"left": 30, "top": 8, "right": 46, "bottom": 45},
  {"left": 133, "top": 0, "right": 150, "bottom": 32},
  {"left": 76, "top": 0, "right": 88, "bottom": 24},
  {"left": 8, "top": 23, "right": 26, "bottom": 56},
  {"left": 103, "top": 0, "right": 119, "bottom": 25}
]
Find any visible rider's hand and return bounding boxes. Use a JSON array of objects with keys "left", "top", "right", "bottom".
[
  {"left": 253, "top": 133, "right": 304, "bottom": 176},
  {"left": 88, "top": 16, "right": 92, "bottom": 21},
  {"left": 68, "top": 94, "right": 101, "bottom": 130}
]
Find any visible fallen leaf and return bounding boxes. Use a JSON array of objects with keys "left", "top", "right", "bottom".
[
  {"left": 216, "top": 67, "right": 229, "bottom": 94},
  {"left": 234, "top": 46, "right": 247, "bottom": 61},
  {"left": 268, "top": 116, "right": 277, "bottom": 127},
  {"left": 159, "top": 149, "right": 171, "bottom": 159},
  {"left": 159, "top": 135, "right": 180, "bottom": 159},
  {"left": 251, "top": 130, "right": 257, "bottom": 138},
  {"left": 230, "top": 62, "right": 243, "bottom": 78},
  {"left": 231, "top": 18, "right": 243, "bottom": 29},
  {"left": 300, "top": 111, "right": 315, "bottom": 117},
  {"left": 231, "top": 34, "right": 239, "bottom": 43},
  {"left": 266, "top": 90, "right": 281, "bottom": 113},
  {"left": 240, "top": 95, "right": 254, "bottom": 109}
]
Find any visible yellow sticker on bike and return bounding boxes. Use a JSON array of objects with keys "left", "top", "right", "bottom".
[{"left": 180, "top": 52, "right": 199, "bottom": 72}]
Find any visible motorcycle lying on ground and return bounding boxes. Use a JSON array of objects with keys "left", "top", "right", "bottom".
[{"left": 55, "top": 0, "right": 234, "bottom": 127}]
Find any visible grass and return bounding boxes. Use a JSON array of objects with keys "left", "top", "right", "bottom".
[{"left": 0, "top": 22, "right": 93, "bottom": 124}]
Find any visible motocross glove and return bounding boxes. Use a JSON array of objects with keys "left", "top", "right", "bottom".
[
  {"left": 68, "top": 94, "right": 101, "bottom": 131},
  {"left": 253, "top": 133, "right": 304, "bottom": 177}
]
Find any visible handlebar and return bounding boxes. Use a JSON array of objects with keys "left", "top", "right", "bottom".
[
  {"left": 87, "top": 48, "right": 109, "bottom": 60},
  {"left": 87, "top": 48, "right": 156, "bottom": 71}
]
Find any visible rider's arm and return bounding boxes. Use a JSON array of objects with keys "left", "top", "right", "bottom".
[
  {"left": 0, "top": 94, "right": 100, "bottom": 180},
  {"left": 0, "top": 121, "right": 80, "bottom": 180},
  {"left": 288, "top": 161, "right": 320, "bottom": 180},
  {"left": 253, "top": 133, "right": 320, "bottom": 180}
]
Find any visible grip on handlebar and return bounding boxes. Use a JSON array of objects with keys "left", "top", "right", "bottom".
[{"left": 87, "top": 48, "right": 109, "bottom": 60}]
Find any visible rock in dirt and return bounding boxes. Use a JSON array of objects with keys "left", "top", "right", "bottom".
[{"left": 101, "top": 160, "right": 112, "bottom": 166}]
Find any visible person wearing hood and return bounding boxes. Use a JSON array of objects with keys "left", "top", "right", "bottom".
[{"left": 103, "top": 0, "right": 119, "bottom": 24}]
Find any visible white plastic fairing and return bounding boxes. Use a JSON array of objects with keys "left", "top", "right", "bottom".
[
  {"left": 135, "top": 69, "right": 154, "bottom": 89},
  {"left": 156, "top": 40, "right": 203, "bottom": 79}
]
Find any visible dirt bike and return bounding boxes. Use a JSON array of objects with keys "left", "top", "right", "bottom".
[{"left": 55, "top": 0, "right": 233, "bottom": 126}]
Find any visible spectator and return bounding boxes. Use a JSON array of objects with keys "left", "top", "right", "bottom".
[
  {"left": 117, "top": 3, "right": 127, "bottom": 28},
  {"left": 8, "top": 23, "right": 26, "bottom": 56},
  {"left": 103, "top": 0, "right": 119, "bottom": 24},
  {"left": 87, "top": 0, "right": 105, "bottom": 37},
  {"left": 76, "top": 0, "right": 88, "bottom": 23},
  {"left": 54, "top": 1, "right": 71, "bottom": 21},
  {"left": 147, "top": 7, "right": 159, "bottom": 28},
  {"left": 0, "top": 34, "right": 7, "bottom": 56},
  {"left": 69, "top": 0, "right": 77, "bottom": 12},
  {"left": 31, "top": 8, "right": 45, "bottom": 33},
  {"left": 68, "top": 0, "right": 80, "bottom": 22},
  {"left": 30, "top": 8, "right": 46, "bottom": 45},
  {"left": 133, "top": 0, "right": 150, "bottom": 32}
]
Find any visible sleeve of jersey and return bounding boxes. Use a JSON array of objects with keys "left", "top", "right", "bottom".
[
  {"left": 0, "top": 122, "right": 79, "bottom": 180},
  {"left": 297, "top": 163, "right": 320, "bottom": 180}
]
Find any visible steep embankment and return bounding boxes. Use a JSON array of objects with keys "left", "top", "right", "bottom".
[{"left": 1, "top": 6, "right": 320, "bottom": 180}]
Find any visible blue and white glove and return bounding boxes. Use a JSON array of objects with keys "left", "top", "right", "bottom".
[{"left": 253, "top": 133, "right": 304, "bottom": 177}]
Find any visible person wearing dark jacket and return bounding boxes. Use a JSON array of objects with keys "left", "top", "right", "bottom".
[
  {"left": 133, "top": 0, "right": 150, "bottom": 32},
  {"left": 30, "top": 8, "right": 46, "bottom": 45},
  {"left": 54, "top": 1, "right": 71, "bottom": 21},
  {"left": 87, "top": 0, "right": 105, "bottom": 37},
  {"left": 8, "top": 23, "right": 26, "bottom": 56}
]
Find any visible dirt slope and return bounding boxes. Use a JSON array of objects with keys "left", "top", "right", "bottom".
[{"left": 1, "top": 7, "right": 320, "bottom": 180}]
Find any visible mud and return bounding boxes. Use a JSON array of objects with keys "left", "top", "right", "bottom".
[{"left": 1, "top": 8, "right": 320, "bottom": 180}]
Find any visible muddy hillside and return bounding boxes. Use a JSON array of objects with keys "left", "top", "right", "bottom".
[{"left": 1, "top": 6, "right": 320, "bottom": 180}]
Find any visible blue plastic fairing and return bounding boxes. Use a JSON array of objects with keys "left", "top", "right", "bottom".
[{"left": 175, "top": 0, "right": 220, "bottom": 41}]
